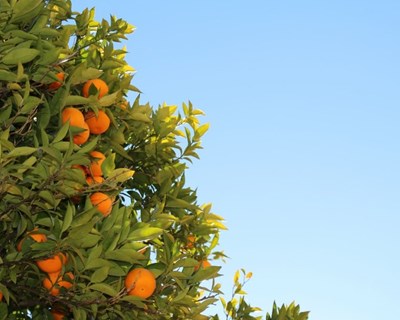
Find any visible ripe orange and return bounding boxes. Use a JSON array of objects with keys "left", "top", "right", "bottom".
[
  {"left": 85, "top": 110, "right": 110, "bottom": 134},
  {"left": 42, "top": 277, "right": 58, "bottom": 296},
  {"left": 125, "top": 268, "right": 156, "bottom": 299},
  {"left": 36, "top": 254, "right": 63, "bottom": 273},
  {"left": 43, "top": 279, "right": 73, "bottom": 296},
  {"left": 50, "top": 310, "right": 65, "bottom": 320},
  {"left": 86, "top": 175, "right": 104, "bottom": 185},
  {"left": 89, "top": 151, "right": 106, "bottom": 176},
  {"left": 82, "top": 79, "right": 109, "bottom": 98},
  {"left": 186, "top": 235, "right": 196, "bottom": 249},
  {"left": 119, "top": 101, "right": 128, "bottom": 110},
  {"left": 17, "top": 228, "right": 47, "bottom": 252},
  {"left": 48, "top": 72, "right": 65, "bottom": 91},
  {"left": 90, "top": 192, "right": 113, "bottom": 217},
  {"left": 61, "top": 107, "right": 85, "bottom": 128},
  {"left": 194, "top": 259, "right": 211, "bottom": 271},
  {"left": 73, "top": 121, "right": 90, "bottom": 145},
  {"left": 48, "top": 271, "right": 61, "bottom": 283}
]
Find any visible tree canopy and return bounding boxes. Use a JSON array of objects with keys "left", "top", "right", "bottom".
[{"left": 0, "top": 1, "right": 309, "bottom": 319}]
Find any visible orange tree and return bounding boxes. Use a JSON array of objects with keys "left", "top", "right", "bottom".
[{"left": 0, "top": 1, "right": 309, "bottom": 319}]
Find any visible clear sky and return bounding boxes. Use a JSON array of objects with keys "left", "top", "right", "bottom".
[{"left": 75, "top": 1, "right": 400, "bottom": 319}]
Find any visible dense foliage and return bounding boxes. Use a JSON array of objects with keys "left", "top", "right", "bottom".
[{"left": 0, "top": 1, "right": 309, "bottom": 319}]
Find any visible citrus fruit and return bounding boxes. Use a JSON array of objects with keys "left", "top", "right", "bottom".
[
  {"left": 90, "top": 192, "right": 113, "bottom": 217},
  {"left": 86, "top": 175, "right": 104, "bottom": 185},
  {"left": 43, "top": 279, "right": 72, "bottom": 296},
  {"left": 125, "top": 268, "right": 156, "bottom": 299},
  {"left": 82, "top": 79, "right": 109, "bottom": 98},
  {"left": 48, "top": 72, "right": 65, "bottom": 91},
  {"left": 17, "top": 228, "right": 47, "bottom": 252},
  {"left": 186, "top": 235, "right": 196, "bottom": 249},
  {"left": 43, "top": 272, "right": 74, "bottom": 296},
  {"left": 85, "top": 110, "right": 110, "bottom": 134},
  {"left": 61, "top": 107, "right": 85, "bottom": 128},
  {"left": 119, "top": 101, "right": 128, "bottom": 110},
  {"left": 36, "top": 254, "right": 63, "bottom": 273},
  {"left": 73, "top": 121, "right": 90, "bottom": 145},
  {"left": 89, "top": 151, "right": 106, "bottom": 176},
  {"left": 194, "top": 259, "right": 211, "bottom": 271},
  {"left": 50, "top": 310, "right": 65, "bottom": 320},
  {"left": 42, "top": 277, "right": 59, "bottom": 296},
  {"left": 48, "top": 271, "right": 61, "bottom": 283}
]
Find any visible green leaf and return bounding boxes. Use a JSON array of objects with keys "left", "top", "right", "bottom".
[
  {"left": 2, "top": 48, "right": 40, "bottom": 65},
  {"left": 128, "top": 227, "right": 163, "bottom": 241},
  {"left": 65, "top": 95, "right": 92, "bottom": 106},
  {"left": 0, "top": 70, "right": 17, "bottom": 81},
  {"left": 106, "top": 168, "right": 135, "bottom": 182},
  {"left": 191, "top": 266, "right": 221, "bottom": 283},
  {"left": 129, "top": 111, "right": 151, "bottom": 123},
  {"left": 61, "top": 203, "right": 74, "bottom": 233},
  {"left": 105, "top": 249, "right": 144, "bottom": 264},
  {"left": 0, "top": 104, "right": 12, "bottom": 122},
  {"left": 90, "top": 266, "right": 110, "bottom": 283},
  {"left": 98, "top": 91, "right": 119, "bottom": 107},
  {"left": 37, "top": 102, "right": 51, "bottom": 129},
  {"left": 85, "top": 258, "right": 112, "bottom": 270},
  {"left": 5, "top": 147, "right": 36, "bottom": 158},
  {"left": 194, "top": 123, "right": 210, "bottom": 140},
  {"left": 9, "top": 0, "right": 43, "bottom": 24},
  {"left": 52, "top": 121, "right": 70, "bottom": 143},
  {"left": 89, "top": 283, "right": 118, "bottom": 297},
  {"left": 101, "top": 152, "right": 115, "bottom": 177}
]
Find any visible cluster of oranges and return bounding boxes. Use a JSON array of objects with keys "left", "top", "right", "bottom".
[
  {"left": 72, "top": 150, "right": 113, "bottom": 216},
  {"left": 185, "top": 235, "right": 212, "bottom": 271},
  {"left": 61, "top": 78, "right": 110, "bottom": 145},
  {"left": 17, "top": 229, "right": 72, "bottom": 319},
  {"left": 17, "top": 230, "right": 73, "bottom": 292},
  {"left": 53, "top": 76, "right": 114, "bottom": 216}
]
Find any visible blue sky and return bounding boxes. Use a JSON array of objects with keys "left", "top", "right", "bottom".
[{"left": 76, "top": 1, "right": 400, "bottom": 319}]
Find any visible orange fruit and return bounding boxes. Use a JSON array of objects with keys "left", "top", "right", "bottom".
[
  {"left": 42, "top": 277, "right": 59, "bottom": 296},
  {"left": 36, "top": 254, "right": 63, "bottom": 273},
  {"left": 82, "top": 79, "right": 109, "bottom": 98},
  {"left": 73, "top": 121, "right": 90, "bottom": 145},
  {"left": 43, "top": 272, "right": 74, "bottom": 296},
  {"left": 119, "top": 101, "right": 128, "bottom": 110},
  {"left": 48, "top": 271, "right": 61, "bottom": 283},
  {"left": 86, "top": 175, "right": 104, "bottom": 185},
  {"left": 125, "top": 268, "right": 156, "bottom": 299},
  {"left": 17, "top": 228, "right": 47, "bottom": 252},
  {"left": 48, "top": 72, "right": 65, "bottom": 91},
  {"left": 89, "top": 151, "right": 106, "bottom": 176},
  {"left": 43, "top": 279, "right": 72, "bottom": 296},
  {"left": 63, "top": 272, "right": 75, "bottom": 281},
  {"left": 50, "top": 310, "right": 65, "bottom": 320},
  {"left": 90, "top": 192, "right": 113, "bottom": 217},
  {"left": 61, "top": 107, "right": 85, "bottom": 128},
  {"left": 0, "top": 291, "right": 3, "bottom": 301},
  {"left": 85, "top": 110, "right": 110, "bottom": 134},
  {"left": 186, "top": 235, "right": 196, "bottom": 249},
  {"left": 194, "top": 259, "right": 211, "bottom": 271}
]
